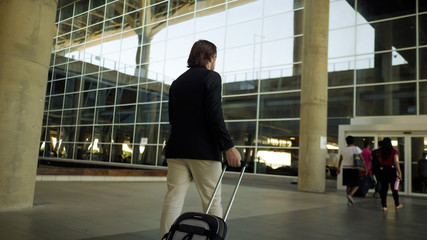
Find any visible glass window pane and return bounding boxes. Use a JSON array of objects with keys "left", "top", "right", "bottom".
[
  {"left": 73, "top": 13, "right": 88, "bottom": 30},
  {"left": 226, "top": 121, "right": 256, "bottom": 146},
  {"left": 195, "top": 5, "right": 226, "bottom": 31},
  {"left": 64, "top": 93, "right": 79, "bottom": 109},
  {"left": 358, "top": 17, "right": 416, "bottom": 53},
  {"left": 196, "top": 0, "right": 224, "bottom": 10},
  {"left": 106, "top": 1, "right": 123, "bottom": 19},
  {"left": 135, "top": 124, "right": 159, "bottom": 144},
  {"left": 159, "top": 124, "right": 171, "bottom": 145},
  {"left": 328, "top": 88, "right": 353, "bottom": 118},
  {"left": 113, "top": 125, "right": 134, "bottom": 143},
  {"left": 80, "top": 91, "right": 96, "bottom": 107},
  {"left": 51, "top": 80, "right": 66, "bottom": 95},
  {"left": 124, "top": 9, "right": 144, "bottom": 29},
  {"left": 78, "top": 108, "right": 95, "bottom": 124},
  {"left": 161, "top": 102, "right": 168, "bottom": 122},
  {"left": 411, "top": 137, "right": 427, "bottom": 194},
  {"left": 420, "top": 14, "right": 427, "bottom": 46},
  {"left": 170, "top": 0, "right": 195, "bottom": 17},
  {"left": 95, "top": 106, "right": 114, "bottom": 124},
  {"left": 258, "top": 120, "right": 299, "bottom": 147},
  {"left": 356, "top": 49, "right": 416, "bottom": 84},
  {"left": 94, "top": 125, "right": 112, "bottom": 143},
  {"left": 48, "top": 111, "right": 62, "bottom": 125},
  {"left": 255, "top": 148, "right": 298, "bottom": 176},
  {"left": 329, "top": 0, "right": 355, "bottom": 29},
  {"left": 263, "top": 12, "right": 294, "bottom": 41},
  {"left": 329, "top": 27, "right": 355, "bottom": 58},
  {"left": 223, "top": 79, "right": 258, "bottom": 95},
  {"left": 138, "top": 83, "right": 162, "bottom": 103},
  {"left": 420, "top": 48, "right": 427, "bottom": 80},
  {"left": 57, "top": 142, "right": 74, "bottom": 159},
  {"left": 136, "top": 103, "right": 160, "bottom": 123},
  {"left": 167, "top": 16, "right": 194, "bottom": 39},
  {"left": 115, "top": 105, "right": 136, "bottom": 123},
  {"left": 356, "top": 0, "right": 415, "bottom": 23},
  {"left": 327, "top": 118, "right": 350, "bottom": 145},
  {"left": 62, "top": 109, "right": 77, "bottom": 125},
  {"left": 225, "top": 20, "right": 262, "bottom": 49},
  {"left": 99, "top": 71, "right": 117, "bottom": 87},
  {"left": 116, "top": 86, "right": 137, "bottom": 104},
  {"left": 223, "top": 95, "right": 257, "bottom": 120},
  {"left": 97, "top": 88, "right": 116, "bottom": 106},
  {"left": 356, "top": 83, "right": 416, "bottom": 116},
  {"left": 260, "top": 65, "right": 301, "bottom": 92},
  {"left": 328, "top": 57, "right": 354, "bottom": 86},
  {"left": 118, "top": 71, "right": 138, "bottom": 86},
  {"left": 66, "top": 76, "right": 82, "bottom": 93},
  {"left": 83, "top": 74, "right": 99, "bottom": 90},
  {"left": 264, "top": 0, "right": 302, "bottom": 16},
  {"left": 92, "top": 144, "right": 111, "bottom": 162},
  {"left": 60, "top": 127, "right": 76, "bottom": 142},
  {"left": 145, "top": 2, "right": 168, "bottom": 24},
  {"left": 112, "top": 144, "right": 133, "bottom": 163},
  {"left": 89, "top": 7, "right": 105, "bottom": 25},
  {"left": 75, "top": 1, "right": 89, "bottom": 15},
  {"left": 133, "top": 145, "right": 157, "bottom": 165},
  {"left": 259, "top": 92, "right": 300, "bottom": 119},
  {"left": 50, "top": 95, "right": 64, "bottom": 110},
  {"left": 261, "top": 38, "right": 298, "bottom": 68},
  {"left": 227, "top": 0, "right": 262, "bottom": 25},
  {"left": 420, "top": 81, "right": 427, "bottom": 114},
  {"left": 76, "top": 126, "right": 93, "bottom": 142}
]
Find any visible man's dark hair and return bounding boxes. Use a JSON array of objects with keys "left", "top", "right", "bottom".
[
  {"left": 345, "top": 135, "right": 354, "bottom": 145},
  {"left": 187, "top": 40, "right": 217, "bottom": 68}
]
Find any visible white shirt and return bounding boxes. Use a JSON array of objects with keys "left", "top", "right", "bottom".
[{"left": 340, "top": 146, "right": 362, "bottom": 168}]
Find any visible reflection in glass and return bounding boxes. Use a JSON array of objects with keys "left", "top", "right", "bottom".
[
  {"left": 223, "top": 95, "right": 257, "bottom": 120},
  {"left": 411, "top": 137, "right": 427, "bottom": 194},
  {"left": 97, "top": 88, "right": 116, "bottom": 106},
  {"left": 91, "top": 143, "right": 111, "bottom": 162},
  {"left": 137, "top": 103, "right": 160, "bottom": 123},
  {"left": 328, "top": 88, "right": 353, "bottom": 118},
  {"left": 48, "top": 111, "right": 62, "bottom": 125},
  {"left": 329, "top": 0, "right": 355, "bottom": 30},
  {"left": 329, "top": 27, "right": 355, "bottom": 58},
  {"left": 112, "top": 144, "right": 133, "bottom": 163},
  {"left": 356, "top": 0, "right": 415, "bottom": 23},
  {"left": 371, "top": 17, "right": 415, "bottom": 51},
  {"left": 62, "top": 110, "right": 77, "bottom": 125},
  {"left": 227, "top": 0, "right": 262, "bottom": 25},
  {"left": 64, "top": 93, "right": 79, "bottom": 109},
  {"left": 258, "top": 120, "right": 299, "bottom": 147},
  {"left": 420, "top": 81, "right": 427, "bottom": 114},
  {"left": 78, "top": 108, "right": 95, "bottom": 124},
  {"left": 195, "top": 5, "right": 226, "bottom": 31},
  {"left": 66, "top": 77, "right": 82, "bottom": 93},
  {"left": 226, "top": 20, "right": 262, "bottom": 48},
  {"left": 113, "top": 125, "right": 134, "bottom": 143},
  {"left": 80, "top": 91, "right": 96, "bottom": 108},
  {"left": 356, "top": 49, "right": 416, "bottom": 84},
  {"left": 255, "top": 148, "right": 298, "bottom": 176},
  {"left": 226, "top": 122, "right": 256, "bottom": 146},
  {"left": 263, "top": 12, "right": 295, "bottom": 41},
  {"left": 161, "top": 102, "right": 168, "bottom": 122},
  {"left": 52, "top": 80, "right": 66, "bottom": 95},
  {"left": 76, "top": 126, "right": 93, "bottom": 143},
  {"left": 135, "top": 124, "right": 159, "bottom": 144},
  {"left": 419, "top": 48, "right": 427, "bottom": 80},
  {"left": 259, "top": 92, "right": 300, "bottom": 119},
  {"left": 419, "top": 15, "right": 427, "bottom": 46},
  {"left": 60, "top": 126, "right": 76, "bottom": 142},
  {"left": 83, "top": 74, "right": 99, "bottom": 90},
  {"left": 263, "top": 0, "right": 303, "bottom": 16},
  {"left": 356, "top": 83, "right": 416, "bottom": 116},
  {"left": 50, "top": 95, "right": 64, "bottom": 110},
  {"left": 159, "top": 124, "right": 171, "bottom": 146},
  {"left": 260, "top": 65, "right": 301, "bottom": 92},
  {"left": 146, "top": 2, "right": 168, "bottom": 24},
  {"left": 328, "top": 57, "right": 354, "bottom": 86},
  {"left": 94, "top": 125, "right": 112, "bottom": 143},
  {"left": 95, "top": 107, "right": 114, "bottom": 124},
  {"left": 133, "top": 145, "right": 157, "bottom": 165},
  {"left": 115, "top": 105, "right": 136, "bottom": 123},
  {"left": 327, "top": 118, "right": 350, "bottom": 146},
  {"left": 223, "top": 79, "right": 257, "bottom": 95},
  {"left": 116, "top": 86, "right": 137, "bottom": 104},
  {"left": 138, "top": 83, "right": 162, "bottom": 103}
]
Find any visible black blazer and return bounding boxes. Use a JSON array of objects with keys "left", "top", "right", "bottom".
[{"left": 164, "top": 66, "right": 234, "bottom": 161}]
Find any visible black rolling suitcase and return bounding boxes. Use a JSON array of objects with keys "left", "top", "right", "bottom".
[{"left": 162, "top": 161, "right": 247, "bottom": 240}]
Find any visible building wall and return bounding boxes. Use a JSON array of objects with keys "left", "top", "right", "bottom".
[{"left": 40, "top": 0, "right": 427, "bottom": 175}]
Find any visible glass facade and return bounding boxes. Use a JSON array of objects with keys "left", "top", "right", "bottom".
[{"left": 41, "top": 0, "right": 427, "bottom": 176}]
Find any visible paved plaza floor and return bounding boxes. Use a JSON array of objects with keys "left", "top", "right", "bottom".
[{"left": 1, "top": 176, "right": 426, "bottom": 240}]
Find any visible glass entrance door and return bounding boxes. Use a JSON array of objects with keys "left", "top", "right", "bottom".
[
  {"left": 378, "top": 136, "right": 406, "bottom": 193},
  {"left": 411, "top": 136, "right": 427, "bottom": 195}
]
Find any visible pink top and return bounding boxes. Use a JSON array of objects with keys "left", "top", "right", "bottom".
[{"left": 361, "top": 148, "right": 371, "bottom": 170}]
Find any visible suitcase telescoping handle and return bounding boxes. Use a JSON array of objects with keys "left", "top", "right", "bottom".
[{"left": 206, "top": 160, "right": 248, "bottom": 222}]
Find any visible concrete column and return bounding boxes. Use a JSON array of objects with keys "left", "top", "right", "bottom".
[
  {"left": 0, "top": 0, "right": 57, "bottom": 210},
  {"left": 298, "top": 0, "right": 329, "bottom": 192}
]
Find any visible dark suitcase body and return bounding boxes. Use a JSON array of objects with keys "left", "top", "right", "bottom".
[
  {"left": 162, "top": 162, "right": 247, "bottom": 240},
  {"left": 354, "top": 174, "right": 375, "bottom": 197}
]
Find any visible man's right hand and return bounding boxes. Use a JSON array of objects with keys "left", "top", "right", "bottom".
[{"left": 225, "top": 147, "right": 241, "bottom": 167}]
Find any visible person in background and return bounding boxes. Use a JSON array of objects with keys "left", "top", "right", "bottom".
[
  {"left": 337, "top": 136, "right": 367, "bottom": 206},
  {"left": 377, "top": 137, "right": 403, "bottom": 211},
  {"left": 370, "top": 141, "right": 383, "bottom": 198},
  {"left": 159, "top": 40, "right": 241, "bottom": 238},
  {"left": 361, "top": 141, "right": 372, "bottom": 172}
]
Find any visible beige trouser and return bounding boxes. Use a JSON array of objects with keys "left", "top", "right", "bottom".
[{"left": 159, "top": 159, "right": 223, "bottom": 239}]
